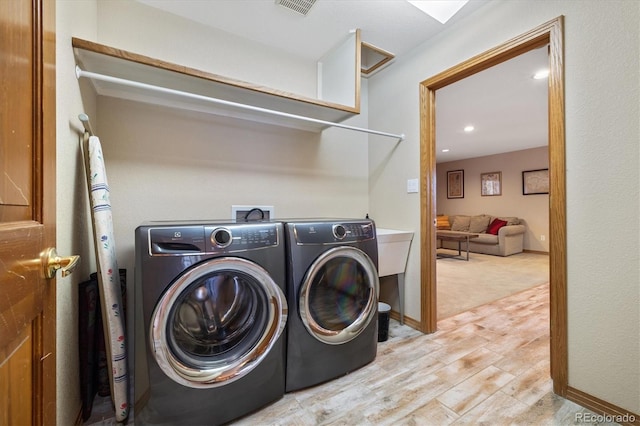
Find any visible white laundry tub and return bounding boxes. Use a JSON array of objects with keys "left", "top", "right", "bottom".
[{"left": 375, "top": 228, "right": 414, "bottom": 324}]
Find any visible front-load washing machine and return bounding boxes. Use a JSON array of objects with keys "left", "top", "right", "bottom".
[
  {"left": 284, "top": 219, "right": 379, "bottom": 392},
  {"left": 134, "top": 221, "right": 287, "bottom": 425}
]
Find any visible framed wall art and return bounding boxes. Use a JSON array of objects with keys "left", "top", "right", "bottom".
[
  {"left": 481, "top": 171, "right": 502, "bottom": 196},
  {"left": 522, "top": 168, "right": 549, "bottom": 195},
  {"left": 446, "top": 170, "right": 464, "bottom": 199}
]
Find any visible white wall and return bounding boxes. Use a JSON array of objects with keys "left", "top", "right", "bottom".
[
  {"left": 56, "top": 1, "right": 98, "bottom": 425},
  {"left": 368, "top": 0, "right": 639, "bottom": 415},
  {"left": 437, "top": 147, "right": 550, "bottom": 252},
  {"left": 97, "top": 0, "right": 317, "bottom": 98}
]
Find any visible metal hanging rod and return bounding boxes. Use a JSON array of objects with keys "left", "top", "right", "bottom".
[
  {"left": 75, "top": 66, "right": 405, "bottom": 142},
  {"left": 78, "top": 113, "right": 94, "bottom": 136}
]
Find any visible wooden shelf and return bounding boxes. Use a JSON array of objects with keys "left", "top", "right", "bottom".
[{"left": 72, "top": 37, "right": 362, "bottom": 132}]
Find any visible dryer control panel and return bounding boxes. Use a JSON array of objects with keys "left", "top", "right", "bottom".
[
  {"left": 293, "top": 221, "right": 375, "bottom": 245},
  {"left": 148, "top": 223, "right": 280, "bottom": 255}
]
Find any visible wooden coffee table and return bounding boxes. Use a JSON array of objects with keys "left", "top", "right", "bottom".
[{"left": 436, "top": 230, "right": 479, "bottom": 261}]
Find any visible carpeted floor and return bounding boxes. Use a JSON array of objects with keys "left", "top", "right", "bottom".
[{"left": 437, "top": 250, "right": 549, "bottom": 320}]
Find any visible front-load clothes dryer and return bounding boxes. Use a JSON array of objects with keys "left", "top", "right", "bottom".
[
  {"left": 134, "top": 221, "right": 287, "bottom": 425},
  {"left": 284, "top": 219, "right": 379, "bottom": 392}
]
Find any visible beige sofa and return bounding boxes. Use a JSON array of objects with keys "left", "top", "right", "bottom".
[{"left": 438, "top": 214, "right": 526, "bottom": 257}]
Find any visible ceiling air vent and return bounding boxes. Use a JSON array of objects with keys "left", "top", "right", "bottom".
[{"left": 276, "top": 0, "right": 317, "bottom": 16}]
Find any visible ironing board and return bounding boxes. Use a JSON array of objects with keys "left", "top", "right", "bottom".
[{"left": 83, "top": 135, "right": 129, "bottom": 422}]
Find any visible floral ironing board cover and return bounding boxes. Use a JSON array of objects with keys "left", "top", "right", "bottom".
[{"left": 83, "top": 135, "right": 129, "bottom": 422}]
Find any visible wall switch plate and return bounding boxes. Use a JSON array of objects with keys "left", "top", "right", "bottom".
[
  {"left": 232, "top": 205, "right": 274, "bottom": 221},
  {"left": 407, "top": 178, "right": 419, "bottom": 193}
]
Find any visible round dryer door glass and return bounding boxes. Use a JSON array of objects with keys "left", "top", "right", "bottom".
[
  {"left": 300, "top": 246, "right": 379, "bottom": 345},
  {"left": 150, "top": 257, "right": 287, "bottom": 388}
]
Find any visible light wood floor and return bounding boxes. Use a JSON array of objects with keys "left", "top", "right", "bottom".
[
  {"left": 89, "top": 283, "right": 607, "bottom": 425},
  {"left": 235, "top": 283, "right": 604, "bottom": 425}
]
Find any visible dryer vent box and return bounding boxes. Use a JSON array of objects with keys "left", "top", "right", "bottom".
[{"left": 232, "top": 205, "right": 275, "bottom": 222}]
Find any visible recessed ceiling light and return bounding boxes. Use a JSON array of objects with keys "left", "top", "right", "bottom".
[
  {"left": 407, "top": 0, "right": 469, "bottom": 24},
  {"left": 533, "top": 69, "right": 550, "bottom": 79},
  {"left": 463, "top": 125, "right": 474, "bottom": 133},
  {"left": 441, "top": 148, "right": 450, "bottom": 153}
]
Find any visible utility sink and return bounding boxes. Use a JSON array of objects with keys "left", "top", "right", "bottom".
[
  {"left": 376, "top": 228, "right": 414, "bottom": 325},
  {"left": 376, "top": 228, "right": 414, "bottom": 276}
]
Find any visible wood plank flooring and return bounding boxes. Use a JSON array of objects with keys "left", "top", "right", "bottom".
[{"left": 235, "top": 283, "right": 606, "bottom": 425}]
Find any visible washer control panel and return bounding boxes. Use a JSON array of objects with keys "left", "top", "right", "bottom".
[
  {"left": 148, "top": 223, "right": 279, "bottom": 255},
  {"left": 204, "top": 224, "right": 279, "bottom": 252},
  {"left": 293, "top": 221, "right": 375, "bottom": 245}
]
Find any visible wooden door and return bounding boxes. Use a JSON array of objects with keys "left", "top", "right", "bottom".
[{"left": 0, "top": 0, "right": 57, "bottom": 424}]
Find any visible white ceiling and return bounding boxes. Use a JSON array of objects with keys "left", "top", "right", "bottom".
[
  {"left": 136, "top": 0, "right": 490, "bottom": 61},
  {"left": 436, "top": 46, "right": 549, "bottom": 163},
  {"left": 135, "top": 0, "right": 548, "bottom": 162}
]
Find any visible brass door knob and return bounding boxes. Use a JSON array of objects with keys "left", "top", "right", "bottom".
[{"left": 43, "top": 248, "right": 80, "bottom": 279}]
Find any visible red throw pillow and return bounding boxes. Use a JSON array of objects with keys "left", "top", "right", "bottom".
[{"left": 487, "top": 219, "right": 508, "bottom": 235}]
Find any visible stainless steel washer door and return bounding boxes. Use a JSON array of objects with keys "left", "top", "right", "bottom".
[
  {"left": 150, "top": 257, "right": 287, "bottom": 388},
  {"left": 300, "top": 246, "right": 379, "bottom": 345}
]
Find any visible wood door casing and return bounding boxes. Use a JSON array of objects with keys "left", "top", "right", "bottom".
[
  {"left": 419, "top": 16, "right": 566, "bottom": 391},
  {"left": 0, "top": 0, "right": 56, "bottom": 424}
]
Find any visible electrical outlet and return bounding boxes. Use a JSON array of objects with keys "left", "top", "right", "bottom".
[{"left": 540, "top": 235, "right": 546, "bottom": 241}]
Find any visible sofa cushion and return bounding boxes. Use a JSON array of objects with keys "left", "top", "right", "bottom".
[
  {"left": 493, "top": 216, "right": 520, "bottom": 225},
  {"left": 469, "top": 215, "right": 491, "bottom": 233},
  {"left": 473, "top": 233, "right": 499, "bottom": 244},
  {"left": 451, "top": 215, "right": 470, "bottom": 231},
  {"left": 436, "top": 215, "right": 451, "bottom": 230},
  {"left": 487, "top": 218, "right": 508, "bottom": 235}
]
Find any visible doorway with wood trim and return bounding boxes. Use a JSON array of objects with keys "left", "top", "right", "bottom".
[{"left": 418, "top": 17, "right": 567, "bottom": 395}]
